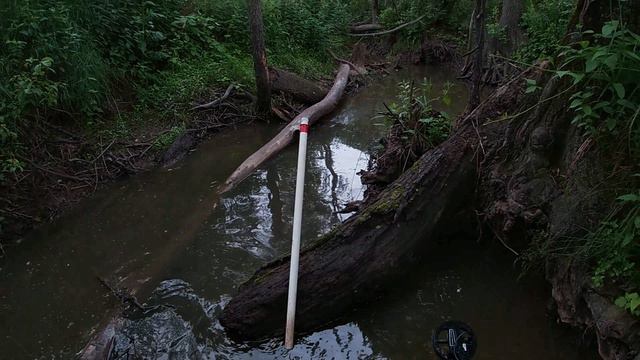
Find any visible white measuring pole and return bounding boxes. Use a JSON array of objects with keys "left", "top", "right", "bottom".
[{"left": 285, "top": 117, "right": 310, "bottom": 349}]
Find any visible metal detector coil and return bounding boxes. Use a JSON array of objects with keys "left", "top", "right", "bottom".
[{"left": 432, "top": 321, "right": 477, "bottom": 360}]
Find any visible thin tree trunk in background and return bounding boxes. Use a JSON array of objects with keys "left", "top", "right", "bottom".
[
  {"left": 371, "top": 0, "right": 380, "bottom": 24},
  {"left": 248, "top": 0, "right": 271, "bottom": 115},
  {"left": 496, "top": 0, "right": 524, "bottom": 55},
  {"left": 468, "top": 0, "right": 486, "bottom": 110}
]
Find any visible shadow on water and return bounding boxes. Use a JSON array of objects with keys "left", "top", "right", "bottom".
[{"left": 0, "top": 65, "right": 597, "bottom": 359}]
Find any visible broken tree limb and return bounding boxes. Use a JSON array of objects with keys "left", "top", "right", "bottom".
[
  {"left": 350, "top": 23, "right": 384, "bottom": 33},
  {"left": 349, "top": 15, "right": 426, "bottom": 37},
  {"left": 190, "top": 84, "right": 235, "bottom": 111},
  {"left": 269, "top": 67, "right": 329, "bottom": 104},
  {"left": 218, "top": 64, "right": 350, "bottom": 194}
]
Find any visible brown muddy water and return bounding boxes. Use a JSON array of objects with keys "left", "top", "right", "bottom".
[{"left": 0, "top": 65, "right": 596, "bottom": 359}]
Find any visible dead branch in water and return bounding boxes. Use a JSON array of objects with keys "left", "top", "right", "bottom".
[{"left": 218, "top": 64, "right": 350, "bottom": 194}]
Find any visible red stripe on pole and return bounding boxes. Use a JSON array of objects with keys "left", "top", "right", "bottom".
[{"left": 299, "top": 123, "right": 309, "bottom": 133}]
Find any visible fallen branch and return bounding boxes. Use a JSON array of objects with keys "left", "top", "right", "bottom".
[
  {"left": 349, "top": 15, "right": 426, "bottom": 37},
  {"left": 350, "top": 23, "right": 384, "bottom": 33},
  {"left": 190, "top": 84, "right": 235, "bottom": 111},
  {"left": 218, "top": 64, "right": 350, "bottom": 194}
]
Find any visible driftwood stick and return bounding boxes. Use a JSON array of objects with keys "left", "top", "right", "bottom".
[
  {"left": 348, "top": 15, "right": 426, "bottom": 37},
  {"left": 218, "top": 64, "right": 350, "bottom": 194},
  {"left": 191, "top": 84, "right": 235, "bottom": 111}
]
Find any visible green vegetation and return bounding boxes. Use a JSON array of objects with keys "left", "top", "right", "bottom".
[
  {"left": 0, "top": 0, "right": 354, "bottom": 181},
  {"left": 515, "top": 0, "right": 574, "bottom": 62},
  {"left": 560, "top": 22, "right": 640, "bottom": 310},
  {"left": 389, "top": 79, "right": 452, "bottom": 149},
  {"left": 523, "top": 17, "right": 640, "bottom": 317}
]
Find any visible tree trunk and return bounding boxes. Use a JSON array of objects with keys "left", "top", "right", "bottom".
[
  {"left": 371, "top": 0, "right": 380, "bottom": 24},
  {"left": 218, "top": 64, "right": 350, "bottom": 194},
  {"left": 468, "top": 0, "right": 486, "bottom": 110},
  {"left": 248, "top": 0, "right": 271, "bottom": 115},
  {"left": 497, "top": 0, "right": 524, "bottom": 55},
  {"left": 488, "top": 0, "right": 524, "bottom": 56}
]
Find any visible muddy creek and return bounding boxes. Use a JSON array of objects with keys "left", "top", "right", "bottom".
[{"left": 0, "top": 65, "right": 596, "bottom": 359}]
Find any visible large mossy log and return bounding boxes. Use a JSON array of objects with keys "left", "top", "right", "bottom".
[{"left": 219, "top": 71, "right": 529, "bottom": 339}]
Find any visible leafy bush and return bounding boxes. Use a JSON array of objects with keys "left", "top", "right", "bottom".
[
  {"left": 557, "top": 21, "right": 640, "bottom": 155},
  {"left": 515, "top": 0, "right": 574, "bottom": 62},
  {"left": 547, "top": 21, "right": 640, "bottom": 317},
  {"left": 387, "top": 80, "right": 452, "bottom": 149},
  {"left": 590, "top": 191, "right": 640, "bottom": 316}
]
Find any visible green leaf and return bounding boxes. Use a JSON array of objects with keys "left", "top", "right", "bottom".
[
  {"left": 604, "top": 54, "right": 618, "bottom": 69},
  {"left": 629, "top": 294, "right": 640, "bottom": 311},
  {"left": 602, "top": 21, "right": 619, "bottom": 37},
  {"left": 612, "top": 83, "right": 625, "bottom": 99},
  {"left": 570, "top": 98, "right": 582, "bottom": 109},
  {"left": 585, "top": 58, "right": 598, "bottom": 72},
  {"left": 625, "top": 50, "right": 640, "bottom": 62},
  {"left": 617, "top": 193, "right": 640, "bottom": 202},
  {"left": 569, "top": 72, "right": 585, "bottom": 84},
  {"left": 622, "top": 233, "right": 633, "bottom": 246},
  {"left": 615, "top": 296, "right": 628, "bottom": 307},
  {"left": 606, "top": 117, "right": 616, "bottom": 131}
]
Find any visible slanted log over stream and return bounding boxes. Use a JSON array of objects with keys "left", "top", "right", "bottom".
[
  {"left": 221, "top": 50, "right": 640, "bottom": 356},
  {"left": 219, "top": 69, "right": 530, "bottom": 339},
  {"left": 219, "top": 64, "right": 350, "bottom": 193}
]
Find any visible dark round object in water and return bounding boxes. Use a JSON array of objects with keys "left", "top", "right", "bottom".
[{"left": 432, "top": 321, "right": 477, "bottom": 360}]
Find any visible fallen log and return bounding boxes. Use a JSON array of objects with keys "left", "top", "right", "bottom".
[
  {"left": 218, "top": 67, "right": 534, "bottom": 339},
  {"left": 269, "top": 67, "right": 329, "bottom": 104},
  {"left": 218, "top": 64, "right": 350, "bottom": 194},
  {"left": 350, "top": 23, "right": 384, "bottom": 33},
  {"left": 349, "top": 15, "right": 426, "bottom": 37}
]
